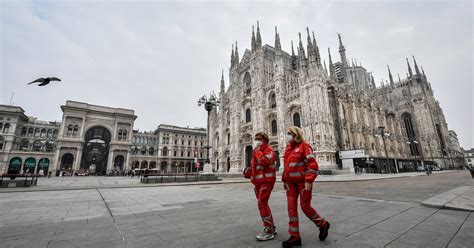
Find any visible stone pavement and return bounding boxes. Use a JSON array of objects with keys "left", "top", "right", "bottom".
[
  {"left": 0, "top": 183, "right": 472, "bottom": 247},
  {"left": 0, "top": 171, "right": 448, "bottom": 193},
  {"left": 423, "top": 186, "right": 474, "bottom": 211}
]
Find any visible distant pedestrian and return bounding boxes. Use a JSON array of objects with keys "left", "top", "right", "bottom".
[
  {"left": 282, "top": 126, "right": 330, "bottom": 248},
  {"left": 243, "top": 132, "right": 277, "bottom": 241}
]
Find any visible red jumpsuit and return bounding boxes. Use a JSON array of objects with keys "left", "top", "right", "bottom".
[
  {"left": 250, "top": 143, "right": 277, "bottom": 229},
  {"left": 282, "top": 141, "right": 326, "bottom": 238}
]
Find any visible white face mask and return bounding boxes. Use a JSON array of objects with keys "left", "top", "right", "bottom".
[
  {"left": 255, "top": 140, "right": 263, "bottom": 146},
  {"left": 286, "top": 134, "right": 294, "bottom": 143}
]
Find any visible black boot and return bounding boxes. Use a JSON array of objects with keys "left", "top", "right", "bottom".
[
  {"left": 319, "top": 221, "right": 330, "bottom": 241},
  {"left": 282, "top": 236, "right": 301, "bottom": 248}
]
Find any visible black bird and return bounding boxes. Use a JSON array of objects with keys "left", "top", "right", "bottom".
[{"left": 28, "top": 77, "right": 61, "bottom": 86}]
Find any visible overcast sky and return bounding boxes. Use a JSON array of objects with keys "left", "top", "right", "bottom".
[{"left": 1, "top": 0, "right": 472, "bottom": 148}]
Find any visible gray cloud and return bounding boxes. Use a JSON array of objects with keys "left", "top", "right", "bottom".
[{"left": 1, "top": 0, "right": 472, "bottom": 148}]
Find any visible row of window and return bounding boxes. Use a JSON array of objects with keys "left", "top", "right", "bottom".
[
  {"left": 130, "top": 146, "right": 203, "bottom": 158},
  {"left": 18, "top": 139, "right": 55, "bottom": 152},
  {"left": 20, "top": 126, "right": 59, "bottom": 139}
]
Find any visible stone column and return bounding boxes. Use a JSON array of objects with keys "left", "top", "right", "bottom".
[
  {"left": 107, "top": 149, "right": 114, "bottom": 173},
  {"left": 75, "top": 148, "right": 83, "bottom": 172}
]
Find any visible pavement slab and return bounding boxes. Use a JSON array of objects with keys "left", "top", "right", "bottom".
[{"left": 0, "top": 171, "right": 472, "bottom": 247}]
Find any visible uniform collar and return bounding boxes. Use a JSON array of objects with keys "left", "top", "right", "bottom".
[{"left": 260, "top": 143, "right": 269, "bottom": 151}]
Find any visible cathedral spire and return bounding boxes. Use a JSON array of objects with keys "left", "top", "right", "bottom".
[
  {"left": 406, "top": 57, "right": 413, "bottom": 78},
  {"left": 371, "top": 74, "right": 376, "bottom": 88},
  {"left": 398, "top": 73, "right": 401, "bottom": 83},
  {"left": 274, "top": 26, "right": 281, "bottom": 50},
  {"left": 220, "top": 69, "right": 225, "bottom": 92},
  {"left": 323, "top": 59, "right": 328, "bottom": 76},
  {"left": 328, "top": 47, "right": 336, "bottom": 80},
  {"left": 312, "top": 31, "right": 321, "bottom": 65},
  {"left": 298, "top": 32, "right": 306, "bottom": 58},
  {"left": 306, "top": 27, "right": 312, "bottom": 51},
  {"left": 421, "top": 66, "right": 426, "bottom": 77},
  {"left": 387, "top": 65, "right": 394, "bottom": 85},
  {"left": 291, "top": 40, "right": 295, "bottom": 57},
  {"left": 412, "top": 55, "right": 421, "bottom": 76},
  {"left": 256, "top": 21, "right": 262, "bottom": 48},
  {"left": 251, "top": 25, "right": 256, "bottom": 52},
  {"left": 230, "top": 44, "right": 234, "bottom": 68},
  {"left": 338, "top": 33, "right": 348, "bottom": 67},
  {"left": 234, "top": 41, "right": 239, "bottom": 65}
]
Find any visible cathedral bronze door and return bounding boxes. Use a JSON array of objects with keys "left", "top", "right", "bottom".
[
  {"left": 81, "top": 126, "right": 111, "bottom": 175},
  {"left": 245, "top": 145, "right": 252, "bottom": 168}
]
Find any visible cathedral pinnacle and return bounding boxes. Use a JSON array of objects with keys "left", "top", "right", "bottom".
[
  {"left": 412, "top": 55, "right": 421, "bottom": 76},
  {"left": 274, "top": 26, "right": 281, "bottom": 50},
  {"left": 387, "top": 65, "right": 394, "bottom": 85},
  {"left": 220, "top": 69, "right": 225, "bottom": 92},
  {"left": 256, "top": 21, "right": 262, "bottom": 47},
  {"left": 291, "top": 40, "right": 295, "bottom": 56},
  {"left": 234, "top": 41, "right": 239, "bottom": 65},
  {"left": 328, "top": 47, "right": 336, "bottom": 80},
  {"left": 251, "top": 25, "right": 256, "bottom": 52},
  {"left": 230, "top": 44, "right": 234, "bottom": 68},
  {"left": 406, "top": 57, "right": 413, "bottom": 78}
]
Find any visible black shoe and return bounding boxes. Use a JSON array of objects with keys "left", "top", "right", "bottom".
[
  {"left": 282, "top": 236, "right": 301, "bottom": 248},
  {"left": 273, "top": 226, "right": 277, "bottom": 235},
  {"left": 319, "top": 221, "right": 330, "bottom": 241}
]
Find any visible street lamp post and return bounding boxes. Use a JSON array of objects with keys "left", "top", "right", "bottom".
[
  {"left": 197, "top": 92, "right": 220, "bottom": 181},
  {"left": 376, "top": 126, "right": 390, "bottom": 174}
]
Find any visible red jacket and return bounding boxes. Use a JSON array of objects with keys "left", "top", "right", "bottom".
[
  {"left": 250, "top": 143, "right": 277, "bottom": 185},
  {"left": 282, "top": 141, "right": 319, "bottom": 183}
]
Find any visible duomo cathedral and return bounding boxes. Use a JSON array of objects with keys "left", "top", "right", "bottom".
[{"left": 210, "top": 23, "right": 463, "bottom": 173}]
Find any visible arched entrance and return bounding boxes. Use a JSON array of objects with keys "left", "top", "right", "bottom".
[
  {"left": 38, "top": 158, "right": 50, "bottom": 176},
  {"left": 114, "top": 155, "right": 124, "bottom": 171},
  {"left": 60, "top": 153, "right": 74, "bottom": 170},
  {"left": 8, "top": 157, "right": 22, "bottom": 174},
  {"left": 81, "top": 126, "right": 111, "bottom": 175},
  {"left": 24, "top": 157, "right": 36, "bottom": 174}
]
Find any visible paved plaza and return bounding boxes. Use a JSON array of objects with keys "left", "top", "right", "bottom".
[{"left": 0, "top": 171, "right": 473, "bottom": 247}]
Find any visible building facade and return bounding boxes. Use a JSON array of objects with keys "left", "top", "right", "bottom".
[
  {"left": 0, "top": 101, "right": 207, "bottom": 175},
  {"left": 130, "top": 124, "right": 207, "bottom": 174},
  {"left": 463, "top": 148, "right": 474, "bottom": 167},
  {"left": 210, "top": 23, "right": 460, "bottom": 173}
]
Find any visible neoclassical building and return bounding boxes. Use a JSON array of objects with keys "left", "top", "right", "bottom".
[
  {"left": 0, "top": 101, "right": 207, "bottom": 175},
  {"left": 210, "top": 23, "right": 461, "bottom": 173}
]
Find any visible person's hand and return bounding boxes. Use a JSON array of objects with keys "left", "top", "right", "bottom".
[{"left": 304, "top": 181, "right": 313, "bottom": 191}]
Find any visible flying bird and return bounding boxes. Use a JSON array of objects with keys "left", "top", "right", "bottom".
[{"left": 28, "top": 77, "right": 61, "bottom": 86}]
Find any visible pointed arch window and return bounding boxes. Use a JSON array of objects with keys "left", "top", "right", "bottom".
[
  {"left": 269, "top": 93, "right": 277, "bottom": 109},
  {"left": 293, "top": 113, "right": 301, "bottom": 127},
  {"left": 271, "top": 119, "right": 278, "bottom": 135},
  {"left": 245, "top": 108, "right": 251, "bottom": 123}
]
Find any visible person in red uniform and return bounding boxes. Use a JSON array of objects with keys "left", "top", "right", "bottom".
[
  {"left": 282, "top": 126, "right": 330, "bottom": 247},
  {"left": 243, "top": 132, "right": 277, "bottom": 241}
]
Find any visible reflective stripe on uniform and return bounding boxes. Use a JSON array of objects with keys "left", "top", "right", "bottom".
[
  {"left": 265, "top": 172, "right": 276, "bottom": 178},
  {"left": 306, "top": 154, "right": 315, "bottom": 159},
  {"left": 256, "top": 165, "right": 264, "bottom": 170},
  {"left": 307, "top": 169, "right": 318, "bottom": 175},
  {"left": 255, "top": 173, "right": 276, "bottom": 179},
  {"left": 289, "top": 217, "right": 299, "bottom": 222},
  {"left": 289, "top": 162, "right": 305, "bottom": 167},
  {"left": 289, "top": 172, "right": 303, "bottom": 177},
  {"left": 262, "top": 216, "right": 272, "bottom": 221},
  {"left": 289, "top": 227, "right": 299, "bottom": 232}
]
